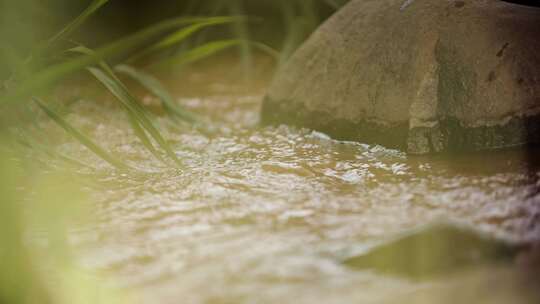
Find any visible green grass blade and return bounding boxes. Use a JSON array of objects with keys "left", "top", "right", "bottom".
[
  {"left": 248, "top": 42, "right": 280, "bottom": 61},
  {"left": 323, "top": 0, "right": 349, "bottom": 10},
  {"left": 72, "top": 45, "right": 180, "bottom": 166},
  {"left": 47, "top": 0, "right": 110, "bottom": 47},
  {"left": 299, "top": 0, "right": 319, "bottom": 34},
  {"left": 154, "top": 18, "right": 234, "bottom": 50},
  {"left": 86, "top": 64, "right": 168, "bottom": 164},
  {"left": 86, "top": 66, "right": 181, "bottom": 165},
  {"left": 0, "top": 17, "right": 226, "bottom": 103},
  {"left": 154, "top": 39, "right": 242, "bottom": 68},
  {"left": 33, "top": 98, "right": 130, "bottom": 171},
  {"left": 154, "top": 39, "right": 278, "bottom": 69},
  {"left": 227, "top": 1, "right": 252, "bottom": 80},
  {"left": 7, "top": 0, "right": 109, "bottom": 86},
  {"left": 128, "top": 17, "right": 238, "bottom": 63},
  {"left": 86, "top": 67, "right": 139, "bottom": 112},
  {"left": 126, "top": 113, "right": 165, "bottom": 163},
  {"left": 13, "top": 129, "right": 91, "bottom": 169},
  {"left": 115, "top": 64, "right": 197, "bottom": 124}
]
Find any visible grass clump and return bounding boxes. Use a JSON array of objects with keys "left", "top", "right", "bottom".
[
  {"left": 1, "top": 0, "right": 345, "bottom": 172},
  {"left": 0, "top": 3, "right": 264, "bottom": 170}
]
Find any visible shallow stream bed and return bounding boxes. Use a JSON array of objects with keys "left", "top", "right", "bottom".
[{"left": 36, "top": 60, "right": 540, "bottom": 303}]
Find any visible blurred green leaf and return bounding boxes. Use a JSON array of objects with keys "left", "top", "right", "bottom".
[
  {"left": 9, "top": 0, "right": 110, "bottom": 84},
  {"left": 115, "top": 64, "right": 198, "bottom": 124},
  {"left": 0, "top": 17, "right": 229, "bottom": 104},
  {"left": 87, "top": 66, "right": 182, "bottom": 167},
  {"left": 47, "top": 0, "right": 110, "bottom": 47},
  {"left": 155, "top": 39, "right": 242, "bottom": 68},
  {"left": 33, "top": 98, "right": 130, "bottom": 171},
  {"left": 156, "top": 39, "right": 278, "bottom": 68},
  {"left": 128, "top": 16, "right": 239, "bottom": 63},
  {"left": 70, "top": 46, "right": 181, "bottom": 166},
  {"left": 12, "top": 128, "right": 91, "bottom": 169}
]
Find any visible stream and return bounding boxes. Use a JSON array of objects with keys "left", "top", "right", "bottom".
[{"left": 35, "top": 59, "right": 540, "bottom": 304}]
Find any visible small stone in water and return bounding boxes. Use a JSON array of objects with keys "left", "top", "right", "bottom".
[{"left": 342, "top": 223, "right": 518, "bottom": 280}]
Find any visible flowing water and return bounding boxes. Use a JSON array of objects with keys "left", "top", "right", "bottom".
[{"left": 34, "top": 59, "right": 540, "bottom": 303}]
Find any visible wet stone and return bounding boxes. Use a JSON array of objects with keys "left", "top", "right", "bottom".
[
  {"left": 342, "top": 223, "right": 519, "bottom": 280},
  {"left": 263, "top": 0, "right": 540, "bottom": 154}
]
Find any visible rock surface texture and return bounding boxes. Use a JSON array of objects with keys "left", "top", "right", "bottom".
[{"left": 262, "top": 0, "right": 540, "bottom": 154}]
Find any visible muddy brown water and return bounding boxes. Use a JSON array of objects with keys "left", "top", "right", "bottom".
[{"left": 35, "top": 59, "right": 540, "bottom": 303}]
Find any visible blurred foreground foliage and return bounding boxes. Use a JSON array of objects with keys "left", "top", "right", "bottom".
[{"left": 0, "top": 145, "right": 132, "bottom": 304}]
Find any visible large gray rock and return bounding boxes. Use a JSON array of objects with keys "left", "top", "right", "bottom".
[{"left": 262, "top": 0, "right": 540, "bottom": 154}]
